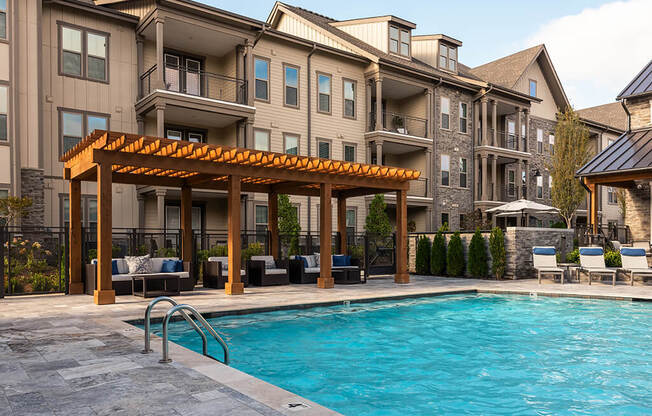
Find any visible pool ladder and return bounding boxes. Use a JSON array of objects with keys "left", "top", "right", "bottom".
[{"left": 142, "top": 296, "right": 229, "bottom": 365}]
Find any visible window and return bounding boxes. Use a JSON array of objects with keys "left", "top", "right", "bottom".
[
  {"left": 254, "top": 58, "right": 269, "bottom": 101},
  {"left": 60, "top": 109, "right": 108, "bottom": 154},
  {"left": 389, "top": 26, "right": 410, "bottom": 56},
  {"left": 165, "top": 127, "right": 205, "bottom": 143},
  {"left": 0, "top": 85, "right": 6, "bottom": 141},
  {"left": 459, "top": 158, "right": 467, "bottom": 188},
  {"left": 284, "top": 134, "right": 299, "bottom": 155},
  {"left": 548, "top": 175, "right": 553, "bottom": 191},
  {"left": 343, "top": 79, "right": 356, "bottom": 118},
  {"left": 254, "top": 129, "right": 270, "bottom": 151},
  {"left": 255, "top": 205, "right": 268, "bottom": 235},
  {"left": 346, "top": 208, "right": 356, "bottom": 235},
  {"left": 62, "top": 195, "right": 97, "bottom": 231},
  {"left": 608, "top": 187, "right": 617, "bottom": 204},
  {"left": 459, "top": 214, "right": 465, "bottom": 230},
  {"left": 507, "top": 121, "right": 516, "bottom": 149},
  {"left": 317, "top": 73, "right": 331, "bottom": 113},
  {"left": 344, "top": 144, "right": 355, "bottom": 162},
  {"left": 607, "top": 139, "right": 614, "bottom": 147},
  {"left": 284, "top": 64, "right": 299, "bottom": 107},
  {"left": 318, "top": 140, "right": 330, "bottom": 159},
  {"left": 508, "top": 170, "right": 515, "bottom": 196},
  {"left": 165, "top": 204, "right": 202, "bottom": 232},
  {"left": 549, "top": 134, "right": 555, "bottom": 155},
  {"left": 441, "top": 97, "right": 450, "bottom": 129},
  {"left": 60, "top": 24, "right": 108, "bottom": 82},
  {"left": 0, "top": 0, "right": 6, "bottom": 39},
  {"left": 529, "top": 80, "right": 537, "bottom": 97},
  {"left": 459, "top": 102, "right": 467, "bottom": 133},
  {"left": 537, "top": 129, "right": 543, "bottom": 153},
  {"left": 439, "top": 44, "right": 457, "bottom": 71},
  {"left": 441, "top": 155, "right": 450, "bottom": 186},
  {"left": 537, "top": 176, "right": 543, "bottom": 198},
  {"left": 441, "top": 213, "right": 449, "bottom": 228}
]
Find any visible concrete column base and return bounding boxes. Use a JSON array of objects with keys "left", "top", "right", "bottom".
[
  {"left": 317, "top": 277, "right": 334, "bottom": 288},
  {"left": 94, "top": 290, "right": 115, "bottom": 305},
  {"left": 224, "top": 282, "right": 244, "bottom": 295}
]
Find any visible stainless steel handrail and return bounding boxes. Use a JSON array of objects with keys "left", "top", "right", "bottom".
[
  {"left": 142, "top": 296, "right": 207, "bottom": 356},
  {"left": 160, "top": 304, "right": 230, "bottom": 365}
]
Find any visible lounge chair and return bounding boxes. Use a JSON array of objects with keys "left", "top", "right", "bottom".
[
  {"left": 532, "top": 246, "right": 564, "bottom": 284},
  {"left": 247, "top": 255, "right": 289, "bottom": 286},
  {"left": 578, "top": 247, "right": 617, "bottom": 286},
  {"left": 289, "top": 254, "right": 320, "bottom": 284},
  {"left": 620, "top": 248, "right": 652, "bottom": 286},
  {"left": 202, "top": 256, "right": 248, "bottom": 289}
]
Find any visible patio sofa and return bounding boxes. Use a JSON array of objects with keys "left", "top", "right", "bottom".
[
  {"left": 202, "top": 256, "right": 249, "bottom": 289},
  {"left": 247, "top": 255, "right": 289, "bottom": 286},
  {"left": 289, "top": 254, "right": 363, "bottom": 284},
  {"left": 84, "top": 257, "right": 194, "bottom": 296}
]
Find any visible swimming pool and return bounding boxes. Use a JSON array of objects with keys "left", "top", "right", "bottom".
[{"left": 152, "top": 294, "right": 652, "bottom": 415}]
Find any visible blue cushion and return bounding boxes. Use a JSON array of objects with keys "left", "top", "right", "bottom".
[
  {"left": 175, "top": 260, "right": 184, "bottom": 272},
  {"left": 532, "top": 247, "right": 555, "bottom": 255},
  {"left": 296, "top": 256, "right": 309, "bottom": 268},
  {"left": 161, "top": 259, "right": 178, "bottom": 273},
  {"left": 579, "top": 247, "right": 604, "bottom": 256},
  {"left": 333, "top": 255, "right": 347, "bottom": 267},
  {"left": 111, "top": 260, "right": 119, "bottom": 275},
  {"left": 621, "top": 248, "right": 646, "bottom": 257},
  {"left": 345, "top": 255, "right": 352, "bottom": 266}
]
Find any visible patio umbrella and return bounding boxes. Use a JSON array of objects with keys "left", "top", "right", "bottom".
[{"left": 486, "top": 199, "right": 560, "bottom": 226}]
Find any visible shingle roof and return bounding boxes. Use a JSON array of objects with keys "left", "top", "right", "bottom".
[
  {"left": 617, "top": 59, "right": 652, "bottom": 100},
  {"left": 576, "top": 102, "right": 628, "bottom": 132},
  {"left": 577, "top": 129, "right": 652, "bottom": 177},
  {"left": 468, "top": 45, "right": 544, "bottom": 88}
]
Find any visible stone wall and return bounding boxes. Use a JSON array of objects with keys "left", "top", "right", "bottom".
[
  {"left": 20, "top": 168, "right": 45, "bottom": 227},
  {"left": 624, "top": 181, "right": 650, "bottom": 242},
  {"left": 628, "top": 97, "right": 651, "bottom": 130},
  {"left": 409, "top": 227, "right": 574, "bottom": 279}
]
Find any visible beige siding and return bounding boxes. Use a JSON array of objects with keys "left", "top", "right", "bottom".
[
  {"left": 0, "top": 43, "right": 9, "bottom": 80},
  {"left": 411, "top": 38, "right": 437, "bottom": 68},
  {"left": 336, "top": 21, "right": 387, "bottom": 53},
  {"left": 277, "top": 13, "right": 356, "bottom": 54},
  {"left": 104, "top": 0, "right": 156, "bottom": 19},
  {"left": 514, "top": 59, "right": 558, "bottom": 120},
  {"left": 0, "top": 147, "right": 10, "bottom": 184}
]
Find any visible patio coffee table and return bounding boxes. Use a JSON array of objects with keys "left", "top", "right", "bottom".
[
  {"left": 131, "top": 274, "right": 180, "bottom": 298},
  {"left": 558, "top": 263, "right": 580, "bottom": 284}
]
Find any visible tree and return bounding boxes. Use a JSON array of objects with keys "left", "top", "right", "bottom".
[
  {"left": 468, "top": 229, "right": 488, "bottom": 277},
  {"left": 616, "top": 188, "right": 627, "bottom": 219},
  {"left": 365, "top": 194, "right": 391, "bottom": 238},
  {"left": 278, "top": 194, "right": 300, "bottom": 256},
  {"left": 0, "top": 196, "right": 32, "bottom": 225},
  {"left": 489, "top": 227, "right": 506, "bottom": 280},
  {"left": 415, "top": 236, "right": 431, "bottom": 275},
  {"left": 430, "top": 227, "right": 447, "bottom": 275},
  {"left": 551, "top": 107, "right": 591, "bottom": 228},
  {"left": 446, "top": 232, "right": 465, "bottom": 277}
]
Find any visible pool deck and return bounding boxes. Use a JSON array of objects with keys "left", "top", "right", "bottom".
[{"left": 2, "top": 276, "right": 652, "bottom": 415}]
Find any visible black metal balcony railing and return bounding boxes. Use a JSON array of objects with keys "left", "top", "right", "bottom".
[
  {"left": 369, "top": 111, "right": 428, "bottom": 138},
  {"left": 407, "top": 177, "right": 428, "bottom": 197},
  {"left": 140, "top": 64, "right": 247, "bottom": 105},
  {"left": 476, "top": 128, "right": 528, "bottom": 152}
]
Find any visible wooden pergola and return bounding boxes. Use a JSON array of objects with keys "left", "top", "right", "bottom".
[{"left": 62, "top": 131, "right": 421, "bottom": 305}]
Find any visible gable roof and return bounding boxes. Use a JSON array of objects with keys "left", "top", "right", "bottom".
[
  {"left": 617, "top": 59, "right": 652, "bottom": 100},
  {"left": 470, "top": 44, "right": 570, "bottom": 110},
  {"left": 577, "top": 129, "right": 652, "bottom": 178},
  {"left": 577, "top": 102, "right": 628, "bottom": 132}
]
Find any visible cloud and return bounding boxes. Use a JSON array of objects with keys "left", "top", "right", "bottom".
[{"left": 526, "top": 0, "right": 652, "bottom": 109}]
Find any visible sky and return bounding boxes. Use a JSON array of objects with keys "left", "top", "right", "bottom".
[{"left": 203, "top": 0, "right": 652, "bottom": 109}]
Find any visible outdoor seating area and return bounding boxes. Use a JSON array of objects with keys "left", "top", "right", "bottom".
[
  {"left": 289, "top": 254, "right": 363, "bottom": 284},
  {"left": 202, "top": 256, "right": 249, "bottom": 289}
]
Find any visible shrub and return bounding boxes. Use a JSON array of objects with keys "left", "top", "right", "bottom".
[
  {"left": 365, "top": 194, "right": 392, "bottom": 238},
  {"left": 447, "top": 232, "right": 465, "bottom": 277},
  {"left": 197, "top": 244, "right": 228, "bottom": 263},
  {"left": 31, "top": 272, "right": 59, "bottom": 292},
  {"left": 489, "top": 227, "right": 506, "bottom": 279},
  {"left": 604, "top": 250, "right": 622, "bottom": 267},
  {"left": 468, "top": 229, "right": 488, "bottom": 278},
  {"left": 156, "top": 247, "right": 177, "bottom": 257},
  {"left": 430, "top": 229, "right": 447, "bottom": 275},
  {"left": 349, "top": 244, "right": 364, "bottom": 261},
  {"left": 415, "top": 236, "right": 431, "bottom": 275},
  {"left": 550, "top": 221, "right": 567, "bottom": 229},
  {"left": 566, "top": 248, "right": 579, "bottom": 264},
  {"left": 242, "top": 242, "right": 264, "bottom": 261}
]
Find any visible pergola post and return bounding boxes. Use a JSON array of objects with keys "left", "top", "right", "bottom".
[
  {"left": 180, "top": 184, "right": 192, "bottom": 262},
  {"left": 226, "top": 175, "right": 244, "bottom": 295},
  {"left": 588, "top": 181, "right": 598, "bottom": 234},
  {"left": 68, "top": 179, "right": 83, "bottom": 294},
  {"left": 395, "top": 188, "right": 409, "bottom": 284},
  {"left": 337, "top": 196, "right": 347, "bottom": 254},
  {"left": 268, "top": 191, "right": 279, "bottom": 258},
  {"left": 318, "top": 183, "right": 334, "bottom": 288},
  {"left": 95, "top": 163, "right": 115, "bottom": 305}
]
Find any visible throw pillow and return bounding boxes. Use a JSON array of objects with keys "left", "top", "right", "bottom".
[
  {"left": 315, "top": 253, "right": 320, "bottom": 267},
  {"left": 333, "top": 255, "right": 347, "bottom": 267},
  {"left": 111, "top": 259, "right": 119, "bottom": 275},
  {"left": 175, "top": 260, "right": 184, "bottom": 272},
  {"left": 297, "top": 256, "right": 309, "bottom": 268},
  {"left": 125, "top": 255, "right": 152, "bottom": 274},
  {"left": 264, "top": 257, "right": 276, "bottom": 269},
  {"left": 161, "top": 259, "right": 177, "bottom": 273}
]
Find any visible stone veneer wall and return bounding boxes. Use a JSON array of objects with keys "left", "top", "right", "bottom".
[
  {"left": 628, "top": 97, "right": 651, "bottom": 130},
  {"left": 624, "top": 181, "right": 650, "bottom": 242},
  {"left": 409, "top": 227, "right": 574, "bottom": 279},
  {"left": 20, "top": 168, "right": 45, "bottom": 227}
]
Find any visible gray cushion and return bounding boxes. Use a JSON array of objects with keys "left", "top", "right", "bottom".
[
  {"left": 251, "top": 255, "right": 276, "bottom": 269},
  {"left": 305, "top": 267, "right": 320, "bottom": 274},
  {"left": 124, "top": 255, "right": 152, "bottom": 274},
  {"left": 265, "top": 268, "right": 287, "bottom": 275},
  {"left": 112, "top": 271, "right": 189, "bottom": 282}
]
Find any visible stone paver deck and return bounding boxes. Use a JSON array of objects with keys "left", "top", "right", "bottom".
[{"left": 2, "top": 276, "right": 652, "bottom": 415}]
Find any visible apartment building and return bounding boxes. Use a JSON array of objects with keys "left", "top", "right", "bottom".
[{"left": 2, "top": 0, "right": 624, "bottom": 234}]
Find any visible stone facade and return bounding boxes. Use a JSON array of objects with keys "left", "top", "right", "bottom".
[
  {"left": 628, "top": 97, "right": 651, "bottom": 130},
  {"left": 624, "top": 181, "right": 650, "bottom": 242},
  {"left": 433, "top": 85, "right": 475, "bottom": 231},
  {"left": 20, "top": 168, "right": 45, "bottom": 227}
]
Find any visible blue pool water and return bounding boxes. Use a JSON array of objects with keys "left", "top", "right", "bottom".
[{"left": 149, "top": 294, "right": 652, "bottom": 415}]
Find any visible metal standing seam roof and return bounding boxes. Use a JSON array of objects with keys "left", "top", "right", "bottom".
[
  {"left": 617, "top": 59, "right": 652, "bottom": 100},
  {"left": 577, "top": 129, "right": 652, "bottom": 177}
]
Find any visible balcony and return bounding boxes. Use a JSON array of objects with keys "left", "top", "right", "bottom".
[
  {"left": 477, "top": 184, "right": 527, "bottom": 203},
  {"left": 407, "top": 178, "right": 428, "bottom": 197},
  {"left": 369, "top": 111, "right": 428, "bottom": 138},
  {"left": 140, "top": 64, "right": 247, "bottom": 105}
]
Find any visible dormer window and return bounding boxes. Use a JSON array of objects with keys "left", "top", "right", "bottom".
[
  {"left": 389, "top": 25, "right": 410, "bottom": 57},
  {"left": 439, "top": 44, "right": 456, "bottom": 71}
]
